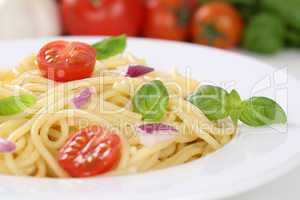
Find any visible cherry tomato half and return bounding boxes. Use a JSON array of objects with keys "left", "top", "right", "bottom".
[
  {"left": 190, "top": 1, "right": 244, "bottom": 49},
  {"left": 143, "top": 0, "right": 192, "bottom": 41},
  {"left": 37, "top": 41, "right": 96, "bottom": 82},
  {"left": 60, "top": 0, "right": 144, "bottom": 36},
  {"left": 58, "top": 125, "right": 122, "bottom": 177}
]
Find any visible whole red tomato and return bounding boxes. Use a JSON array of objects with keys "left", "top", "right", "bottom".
[
  {"left": 60, "top": 0, "right": 144, "bottom": 36},
  {"left": 143, "top": 0, "right": 192, "bottom": 41},
  {"left": 190, "top": 1, "right": 244, "bottom": 49}
]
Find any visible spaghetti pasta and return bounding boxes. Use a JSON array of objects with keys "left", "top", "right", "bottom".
[{"left": 0, "top": 51, "right": 236, "bottom": 178}]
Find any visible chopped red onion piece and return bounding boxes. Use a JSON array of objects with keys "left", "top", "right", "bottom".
[
  {"left": 126, "top": 65, "right": 154, "bottom": 77},
  {"left": 138, "top": 123, "right": 178, "bottom": 134},
  {"left": 71, "top": 88, "right": 92, "bottom": 109},
  {"left": 0, "top": 138, "right": 16, "bottom": 153},
  {"left": 136, "top": 123, "right": 178, "bottom": 147}
]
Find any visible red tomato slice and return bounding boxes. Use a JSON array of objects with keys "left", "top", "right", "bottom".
[
  {"left": 58, "top": 126, "right": 122, "bottom": 177},
  {"left": 37, "top": 41, "right": 96, "bottom": 82}
]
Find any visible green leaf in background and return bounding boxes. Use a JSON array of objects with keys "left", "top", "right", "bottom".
[
  {"left": 188, "top": 85, "right": 229, "bottom": 121},
  {"left": 0, "top": 94, "right": 36, "bottom": 116},
  {"left": 92, "top": 35, "right": 127, "bottom": 60},
  {"left": 261, "top": 0, "right": 300, "bottom": 32},
  {"left": 133, "top": 80, "right": 169, "bottom": 122},
  {"left": 227, "top": 0, "right": 259, "bottom": 20},
  {"left": 227, "top": 89, "right": 242, "bottom": 125},
  {"left": 227, "top": 0, "right": 257, "bottom": 6},
  {"left": 286, "top": 29, "right": 300, "bottom": 47},
  {"left": 239, "top": 97, "right": 287, "bottom": 127},
  {"left": 242, "top": 13, "right": 286, "bottom": 54}
]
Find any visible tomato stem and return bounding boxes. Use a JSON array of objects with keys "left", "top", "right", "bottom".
[
  {"left": 90, "top": 0, "right": 102, "bottom": 7},
  {"left": 176, "top": 7, "right": 190, "bottom": 27},
  {"left": 201, "top": 24, "right": 225, "bottom": 45},
  {"left": 197, "top": 0, "right": 210, "bottom": 4}
]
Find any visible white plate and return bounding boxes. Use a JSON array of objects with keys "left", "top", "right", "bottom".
[{"left": 0, "top": 37, "right": 299, "bottom": 200}]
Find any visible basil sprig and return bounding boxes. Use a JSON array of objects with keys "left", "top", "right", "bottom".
[
  {"left": 92, "top": 35, "right": 127, "bottom": 60},
  {"left": 0, "top": 94, "right": 36, "bottom": 116},
  {"left": 133, "top": 80, "right": 169, "bottom": 122},
  {"left": 188, "top": 85, "right": 287, "bottom": 127},
  {"left": 188, "top": 85, "right": 228, "bottom": 121}
]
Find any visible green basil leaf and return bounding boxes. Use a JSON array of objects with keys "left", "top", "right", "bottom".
[
  {"left": 133, "top": 80, "right": 169, "bottom": 122},
  {"left": 188, "top": 85, "right": 229, "bottom": 121},
  {"left": 0, "top": 94, "right": 36, "bottom": 116},
  {"left": 92, "top": 35, "right": 127, "bottom": 60},
  {"left": 227, "top": 89, "right": 242, "bottom": 125},
  {"left": 239, "top": 96, "right": 287, "bottom": 127}
]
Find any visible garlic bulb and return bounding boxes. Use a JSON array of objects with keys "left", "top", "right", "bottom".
[{"left": 0, "top": 0, "right": 61, "bottom": 39}]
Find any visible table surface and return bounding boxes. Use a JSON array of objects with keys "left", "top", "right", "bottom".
[{"left": 228, "top": 49, "right": 300, "bottom": 200}]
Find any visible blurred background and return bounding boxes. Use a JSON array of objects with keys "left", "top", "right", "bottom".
[{"left": 0, "top": 0, "right": 299, "bottom": 75}]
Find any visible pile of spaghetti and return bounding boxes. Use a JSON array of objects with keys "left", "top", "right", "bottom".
[{"left": 0, "top": 36, "right": 236, "bottom": 178}]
